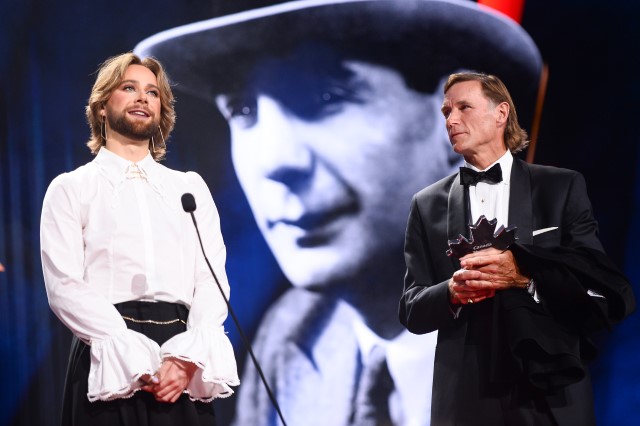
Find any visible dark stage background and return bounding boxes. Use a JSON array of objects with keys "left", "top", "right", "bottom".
[{"left": 1, "top": 0, "right": 638, "bottom": 425}]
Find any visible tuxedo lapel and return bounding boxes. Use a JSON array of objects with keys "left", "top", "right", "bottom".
[
  {"left": 447, "top": 173, "right": 468, "bottom": 238},
  {"left": 447, "top": 173, "right": 467, "bottom": 269},
  {"left": 508, "top": 159, "right": 533, "bottom": 244}
]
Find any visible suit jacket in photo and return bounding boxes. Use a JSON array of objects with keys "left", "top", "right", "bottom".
[
  {"left": 233, "top": 286, "right": 436, "bottom": 426},
  {"left": 232, "top": 289, "right": 362, "bottom": 426}
]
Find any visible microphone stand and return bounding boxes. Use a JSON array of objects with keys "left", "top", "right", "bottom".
[{"left": 186, "top": 207, "right": 288, "bottom": 426}]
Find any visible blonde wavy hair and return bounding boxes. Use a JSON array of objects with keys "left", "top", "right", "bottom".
[
  {"left": 444, "top": 71, "right": 529, "bottom": 153},
  {"left": 85, "top": 52, "right": 176, "bottom": 161}
]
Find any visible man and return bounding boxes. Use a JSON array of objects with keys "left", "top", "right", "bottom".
[
  {"left": 40, "top": 53, "right": 239, "bottom": 425},
  {"left": 134, "top": 1, "right": 542, "bottom": 424},
  {"left": 400, "top": 71, "right": 635, "bottom": 425}
]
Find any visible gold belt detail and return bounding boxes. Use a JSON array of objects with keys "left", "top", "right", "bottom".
[{"left": 122, "top": 316, "right": 186, "bottom": 325}]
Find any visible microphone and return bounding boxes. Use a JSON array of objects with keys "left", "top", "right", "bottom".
[
  {"left": 181, "top": 193, "right": 288, "bottom": 426},
  {"left": 181, "top": 193, "right": 196, "bottom": 213}
]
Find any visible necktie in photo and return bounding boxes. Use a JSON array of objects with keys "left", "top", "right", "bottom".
[{"left": 352, "top": 345, "right": 394, "bottom": 426}]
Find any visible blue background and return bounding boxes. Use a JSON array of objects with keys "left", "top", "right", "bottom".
[{"left": 1, "top": 0, "right": 638, "bottom": 424}]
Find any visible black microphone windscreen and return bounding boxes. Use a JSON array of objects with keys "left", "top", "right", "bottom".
[{"left": 181, "top": 193, "right": 197, "bottom": 213}]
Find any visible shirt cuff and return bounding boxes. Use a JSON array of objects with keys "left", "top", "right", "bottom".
[
  {"left": 448, "top": 303, "right": 462, "bottom": 319},
  {"left": 87, "top": 329, "right": 161, "bottom": 402},
  {"left": 161, "top": 326, "right": 240, "bottom": 402},
  {"left": 527, "top": 278, "right": 540, "bottom": 303}
]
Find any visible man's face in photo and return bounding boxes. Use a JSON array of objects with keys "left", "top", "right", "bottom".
[{"left": 216, "top": 47, "right": 457, "bottom": 290}]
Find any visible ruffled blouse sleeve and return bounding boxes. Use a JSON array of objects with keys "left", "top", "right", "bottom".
[
  {"left": 41, "top": 172, "right": 161, "bottom": 401},
  {"left": 160, "top": 172, "right": 239, "bottom": 401},
  {"left": 88, "top": 329, "right": 161, "bottom": 401}
]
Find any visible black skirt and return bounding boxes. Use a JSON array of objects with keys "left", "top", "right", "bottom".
[{"left": 60, "top": 301, "right": 216, "bottom": 426}]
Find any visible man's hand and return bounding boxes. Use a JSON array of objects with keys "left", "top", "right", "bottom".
[
  {"left": 448, "top": 273, "right": 495, "bottom": 305},
  {"left": 141, "top": 358, "right": 198, "bottom": 403},
  {"left": 448, "top": 248, "right": 529, "bottom": 304}
]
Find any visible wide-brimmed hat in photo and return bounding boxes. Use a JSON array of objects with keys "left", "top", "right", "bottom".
[{"left": 135, "top": 0, "right": 542, "bottom": 111}]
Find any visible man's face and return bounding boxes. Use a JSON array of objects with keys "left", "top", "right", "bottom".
[
  {"left": 103, "top": 64, "right": 161, "bottom": 141},
  {"left": 216, "top": 56, "right": 457, "bottom": 289},
  {"left": 441, "top": 80, "right": 505, "bottom": 162}
]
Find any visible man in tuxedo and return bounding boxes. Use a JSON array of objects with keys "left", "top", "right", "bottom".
[
  {"left": 400, "top": 71, "right": 636, "bottom": 425},
  {"left": 135, "top": 1, "right": 543, "bottom": 424}
]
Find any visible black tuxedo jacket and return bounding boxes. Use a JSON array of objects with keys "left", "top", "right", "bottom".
[{"left": 400, "top": 158, "right": 635, "bottom": 425}]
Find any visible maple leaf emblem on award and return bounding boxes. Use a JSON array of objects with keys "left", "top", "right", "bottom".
[{"left": 446, "top": 215, "right": 517, "bottom": 259}]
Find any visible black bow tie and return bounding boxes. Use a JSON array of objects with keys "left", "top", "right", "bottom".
[{"left": 459, "top": 164, "right": 503, "bottom": 186}]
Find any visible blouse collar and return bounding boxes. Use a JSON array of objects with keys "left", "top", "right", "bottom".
[{"left": 93, "top": 147, "right": 164, "bottom": 191}]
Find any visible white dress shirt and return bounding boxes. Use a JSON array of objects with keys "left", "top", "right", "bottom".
[
  {"left": 465, "top": 150, "right": 513, "bottom": 228},
  {"left": 40, "top": 147, "right": 239, "bottom": 402},
  {"left": 464, "top": 150, "right": 540, "bottom": 301},
  {"left": 449, "top": 151, "right": 517, "bottom": 319}
]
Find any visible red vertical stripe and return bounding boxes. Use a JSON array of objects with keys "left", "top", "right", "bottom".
[{"left": 477, "top": 0, "right": 525, "bottom": 23}]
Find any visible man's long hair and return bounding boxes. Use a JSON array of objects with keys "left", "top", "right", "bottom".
[
  {"left": 85, "top": 52, "right": 176, "bottom": 161},
  {"left": 444, "top": 71, "right": 529, "bottom": 153}
]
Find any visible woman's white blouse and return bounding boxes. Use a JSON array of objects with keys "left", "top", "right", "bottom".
[{"left": 40, "top": 148, "right": 239, "bottom": 402}]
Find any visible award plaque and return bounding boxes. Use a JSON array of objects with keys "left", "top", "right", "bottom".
[{"left": 446, "top": 215, "right": 517, "bottom": 259}]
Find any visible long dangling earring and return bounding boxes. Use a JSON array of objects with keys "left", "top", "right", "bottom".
[
  {"left": 101, "top": 120, "right": 107, "bottom": 144},
  {"left": 158, "top": 126, "right": 166, "bottom": 147}
]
